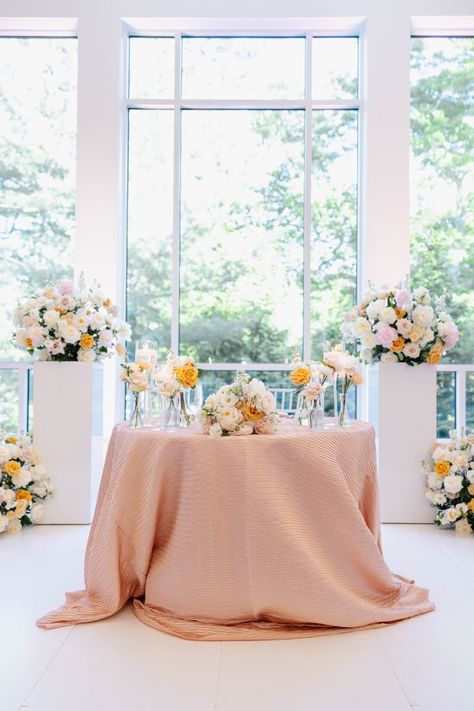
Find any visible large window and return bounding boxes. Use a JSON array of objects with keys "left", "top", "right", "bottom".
[
  {"left": 410, "top": 37, "right": 474, "bottom": 435},
  {"left": 126, "top": 34, "right": 359, "bottom": 395},
  {"left": 0, "top": 36, "right": 77, "bottom": 430}
]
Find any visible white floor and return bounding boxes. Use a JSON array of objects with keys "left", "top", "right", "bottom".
[{"left": 1, "top": 524, "right": 473, "bottom": 711}]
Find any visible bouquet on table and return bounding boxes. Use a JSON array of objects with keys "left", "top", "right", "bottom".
[
  {"left": 341, "top": 283, "right": 459, "bottom": 366},
  {"left": 200, "top": 371, "right": 279, "bottom": 437},
  {"left": 154, "top": 352, "right": 200, "bottom": 427},
  {"left": 120, "top": 361, "right": 152, "bottom": 428},
  {"left": 0, "top": 434, "right": 53, "bottom": 535},
  {"left": 423, "top": 430, "right": 474, "bottom": 536},
  {"left": 13, "top": 275, "right": 131, "bottom": 362}
]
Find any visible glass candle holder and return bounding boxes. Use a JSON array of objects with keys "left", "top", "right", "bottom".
[{"left": 135, "top": 339, "right": 158, "bottom": 365}]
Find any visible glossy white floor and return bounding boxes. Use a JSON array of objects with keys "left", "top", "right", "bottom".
[{"left": 1, "top": 523, "right": 472, "bottom": 711}]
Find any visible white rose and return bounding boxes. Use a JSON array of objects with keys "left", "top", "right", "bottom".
[
  {"left": 380, "top": 352, "right": 398, "bottom": 364},
  {"left": 432, "top": 446, "right": 452, "bottom": 462},
  {"left": 0, "top": 487, "right": 16, "bottom": 507},
  {"left": 402, "top": 342, "right": 421, "bottom": 359},
  {"left": 43, "top": 309, "right": 60, "bottom": 327},
  {"left": 219, "top": 390, "right": 239, "bottom": 407},
  {"left": 118, "top": 322, "right": 132, "bottom": 341},
  {"left": 30, "top": 504, "right": 45, "bottom": 523},
  {"left": 449, "top": 451, "right": 468, "bottom": 470},
  {"left": 427, "top": 472, "right": 443, "bottom": 490},
  {"left": 218, "top": 407, "right": 242, "bottom": 432},
  {"left": 360, "top": 289, "right": 377, "bottom": 307},
  {"left": 209, "top": 423, "right": 223, "bottom": 438},
  {"left": 29, "top": 464, "right": 46, "bottom": 481},
  {"left": 6, "top": 443, "right": 20, "bottom": 459},
  {"left": 12, "top": 468, "right": 33, "bottom": 488},
  {"left": 77, "top": 349, "right": 97, "bottom": 362},
  {"left": 443, "top": 507, "right": 461, "bottom": 524},
  {"left": 59, "top": 323, "right": 81, "bottom": 344},
  {"left": 0, "top": 514, "right": 8, "bottom": 533},
  {"left": 396, "top": 318, "right": 413, "bottom": 337},
  {"left": 98, "top": 329, "right": 113, "bottom": 348},
  {"left": 360, "top": 348, "right": 373, "bottom": 363},
  {"left": 30, "top": 482, "right": 47, "bottom": 498},
  {"left": 443, "top": 475, "right": 464, "bottom": 494},
  {"left": 413, "top": 287, "right": 430, "bottom": 302},
  {"left": 360, "top": 332, "right": 376, "bottom": 348},
  {"left": 366, "top": 299, "right": 385, "bottom": 321},
  {"left": 261, "top": 391, "right": 276, "bottom": 413},
  {"left": 412, "top": 305, "right": 434, "bottom": 328},
  {"left": 379, "top": 307, "right": 397, "bottom": 324},
  {"left": 6, "top": 518, "right": 22, "bottom": 534},
  {"left": 433, "top": 492, "right": 447, "bottom": 506},
  {"left": 0, "top": 446, "right": 9, "bottom": 464},
  {"left": 353, "top": 317, "right": 372, "bottom": 337},
  {"left": 455, "top": 519, "right": 472, "bottom": 536}
]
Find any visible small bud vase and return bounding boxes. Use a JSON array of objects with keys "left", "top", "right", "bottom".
[
  {"left": 309, "top": 391, "right": 325, "bottom": 430},
  {"left": 338, "top": 393, "right": 351, "bottom": 427},
  {"left": 128, "top": 391, "right": 145, "bottom": 428}
]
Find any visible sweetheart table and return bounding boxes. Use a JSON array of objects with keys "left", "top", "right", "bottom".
[{"left": 37, "top": 420, "right": 434, "bottom": 640}]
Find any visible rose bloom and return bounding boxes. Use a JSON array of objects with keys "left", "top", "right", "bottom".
[
  {"left": 3, "top": 460, "right": 21, "bottom": 476},
  {"left": 57, "top": 279, "right": 74, "bottom": 295},
  {"left": 396, "top": 318, "right": 413, "bottom": 337},
  {"left": 79, "top": 333, "right": 95, "bottom": 350},
  {"left": 379, "top": 306, "right": 397, "bottom": 324},
  {"left": 175, "top": 363, "right": 199, "bottom": 388},
  {"left": 240, "top": 403, "right": 264, "bottom": 421},
  {"left": 455, "top": 518, "right": 472, "bottom": 536},
  {"left": 427, "top": 348, "right": 442, "bottom": 365},
  {"left": 409, "top": 324, "right": 423, "bottom": 342},
  {"left": 375, "top": 324, "right": 397, "bottom": 348},
  {"left": 402, "top": 342, "right": 421, "bottom": 359},
  {"left": 434, "top": 460, "right": 451, "bottom": 477},
  {"left": 396, "top": 289, "right": 412, "bottom": 308},
  {"left": 48, "top": 339, "right": 65, "bottom": 356},
  {"left": 380, "top": 352, "right": 397, "bottom": 363},
  {"left": 290, "top": 366, "right": 311, "bottom": 387},
  {"left": 208, "top": 423, "right": 223, "bottom": 438},
  {"left": 390, "top": 337, "right": 405, "bottom": 353},
  {"left": 78, "top": 349, "right": 97, "bottom": 362},
  {"left": 443, "top": 474, "right": 464, "bottom": 495},
  {"left": 302, "top": 382, "right": 323, "bottom": 400}
]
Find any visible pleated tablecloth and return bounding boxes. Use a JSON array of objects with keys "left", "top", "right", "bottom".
[{"left": 37, "top": 420, "right": 434, "bottom": 640}]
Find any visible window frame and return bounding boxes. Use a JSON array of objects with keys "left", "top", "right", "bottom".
[{"left": 125, "top": 30, "right": 362, "bottom": 372}]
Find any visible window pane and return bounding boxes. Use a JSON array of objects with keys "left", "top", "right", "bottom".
[
  {"left": 199, "top": 370, "right": 293, "bottom": 407},
  {"left": 311, "top": 110, "right": 358, "bottom": 351},
  {"left": 127, "top": 110, "right": 174, "bottom": 359},
  {"left": 436, "top": 371, "right": 456, "bottom": 438},
  {"left": 182, "top": 37, "right": 305, "bottom": 99},
  {"left": 312, "top": 37, "right": 358, "bottom": 99},
  {"left": 0, "top": 37, "right": 77, "bottom": 359},
  {"left": 411, "top": 37, "right": 474, "bottom": 364},
  {"left": 129, "top": 37, "right": 175, "bottom": 98},
  {"left": 467, "top": 373, "right": 474, "bottom": 432},
  {"left": 0, "top": 370, "right": 18, "bottom": 432},
  {"left": 180, "top": 110, "right": 304, "bottom": 363}
]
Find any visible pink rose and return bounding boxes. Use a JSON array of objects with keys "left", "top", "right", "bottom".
[
  {"left": 444, "top": 323, "right": 459, "bottom": 349},
  {"left": 396, "top": 289, "right": 412, "bottom": 308},
  {"left": 49, "top": 339, "right": 65, "bottom": 355},
  {"left": 376, "top": 324, "right": 397, "bottom": 348}
]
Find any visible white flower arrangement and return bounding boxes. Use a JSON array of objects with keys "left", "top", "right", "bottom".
[
  {"left": 154, "top": 352, "right": 201, "bottom": 426},
  {"left": 0, "top": 433, "right": 53, "bottom": 535},
  {"left": 200, "top": 371, "right": 280, "bottom": 437},
  {"left": 13, "top": 276, "right": 131, "bottom": 362},
  {"left": 120, "top": 361, "right": 152, "bottom": 428},
  {"left": 423, "top": 430, "right": 474, "bottom": 535},
  {"left": 342, "top": 284, "right": 459, "bottom": 366}
]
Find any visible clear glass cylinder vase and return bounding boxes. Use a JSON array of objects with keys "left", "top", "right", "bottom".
[
  {"left": 309, "top": 391, "right": 325, "bottom": 430},
  {"left": 160, "top": 394, "right": 182, "bottom": 430},
  {"left": 338, "top": 393, "right": 351, "bottom": 427},
  {"left": 128, "top": 391, "right": 144, "bottom": 428}
]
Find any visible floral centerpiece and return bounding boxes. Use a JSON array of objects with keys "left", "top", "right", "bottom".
[
  {"left": 289, "top": 360, "right": 332, "bottom": 428},
  {"left": 154, "top": 351, "right": 200, "bottom": 427},
  {"left": 342, "top": 284, "right": 459, "bottom": 366},
  {"left": 13, "top": 275, "right": 131, "bottom": 362},
  {"left": 120, "top": 361, "right": 152, "bottom": 428},
  {"left": 423, "top": 430, "right": 474, "bottom": 535},
  {"left": 200, "top": 371, "right": 279, "bottom": 437},
  {"left": 0, "top": 433, "right": 53, "bottom": 535},
  {"left": 330, "top": 354, "right": 364, "bottom": 427}
]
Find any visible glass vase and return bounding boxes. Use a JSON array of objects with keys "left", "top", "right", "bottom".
[
  {"left": 160, "top": 395, "right": 182, "bottom": 430},
  {"left": 338, "top": 393, "right": 351, "bottom": 427},
  {"left": 309, "top": 391, "right": 325, "bottom": 430},
  {"left": 128, "top": 391, "right": 144, "bottom": 428},
  {"left": 295, "top": 394, "right": 309, "bottom": 426}
]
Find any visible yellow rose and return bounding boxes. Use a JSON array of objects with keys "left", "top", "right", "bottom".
[
  {"left": 434, "top": 460, "right": 451, "bottom": 477},
  {"left": 25, "top": 337, "right": 33, "bottom": 349},
  {"left": 79, "top": 333, "right": 95, "bottom": 349},
  {"left": 15, "top": 499, "right": 28, "bottom": 518},
  {"left": 427, "top": 349, "right": 442, "bottom": 365},
  {"left": 175, "top": 363, "right": 199, "bottom": 388},
  {"left": 3, "top": 460, "right": 21, "bottom": 476},
  {"left": 390, "top": 337, "right": 405, "bottom": 353},
  {"left": 15, "top": 489, "right": 32, "bottom": 503},
  {"left": 289, "top": 367, "right": 311, "bottom": 387},
  {"left": 409, "top": 324, "right": 423, "bottom": 342},
  {"left": 5, "top": 436, "right": 17, "bottom": 444},
  {"left": 239, "top": 403, "right": 264, "bottom": 421},
  {"left": 395, "top": 307, "right": 406, "bottom": 319},
  {"left": 467, "top": 500, "right": 474, "bottom": 513}
]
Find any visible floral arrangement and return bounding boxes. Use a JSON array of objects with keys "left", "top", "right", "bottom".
[
  {"left": 0, "top": 433, "right": 53, "bottom": 535},
  {"left": 289, "top": 360, "right": 333, "bottom": 398},
  {"left": 424, "top": 430, "right": 474, "bottom": 536},
  {"left": 200, "top": 371, "right": 279, "bottom": 437},
  {"left": 120, "top": 360, "right": 152, "bottom": 427},
  {"left": 13, "top": 276, "right": 131, "bottom": 362},
  {"left": 154, "top": 352, "right": 200, "bottom": 426},
  {"left": 330, "top": 354, "right": 364, "bottom": 426},
  {"left": 342, "top": 284, "right": 459, "bottom": 366}
]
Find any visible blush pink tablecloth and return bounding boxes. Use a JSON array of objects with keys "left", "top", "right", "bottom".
[{"left": 37, "top": 420, "right": 434, "bottom": 640}]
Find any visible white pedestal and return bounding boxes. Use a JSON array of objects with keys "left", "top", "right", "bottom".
[
  {"left": 368, "top": 363, "right": 435, "bottom": 523},
  {"left": 33, "top": 362, "right": 103, "bottom": 524}
]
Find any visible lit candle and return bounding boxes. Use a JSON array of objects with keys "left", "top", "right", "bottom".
[{"left": 135, "top": 347, "right": 157, "bottom": 364}]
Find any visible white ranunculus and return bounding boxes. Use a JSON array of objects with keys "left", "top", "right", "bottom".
[
  {"left": 77, "top": 349, "right": 97, "bottom": 362},
  {"left": 11, "top": 468, "right": 32, "bottom": 488},
  {"left": 379, "top": 307, "right": 397, "bottom": 324},
  {"left": 316, "top": 363, "right": 333, "bottom": 379},
  {"left": 412, "top": 305, "right": 434, "bottom": 328},
  {"left": 209, "top": 423, "right": 223, "bottom": 438},
  {"left": 443, "top": 475, "right": 464, "bottom": 495},
  {"left": 30, "top": 504, "right": 45, "bottom": 523},
  {"left": 380, "top": 352, "right": 398, "bottom": 364}
]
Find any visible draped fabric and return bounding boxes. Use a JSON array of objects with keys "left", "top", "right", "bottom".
[{"left": 37, "top": 421, "right": 434, "bottom": 639}]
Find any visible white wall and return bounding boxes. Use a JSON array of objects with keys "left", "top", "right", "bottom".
[{"left": 1, "top": 0, "right": 473, "bottom": 427}]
